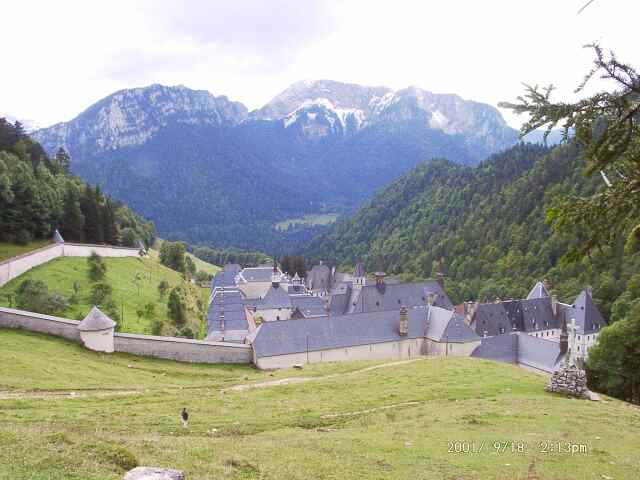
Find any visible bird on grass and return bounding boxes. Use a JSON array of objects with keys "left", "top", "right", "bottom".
[{"left": 180, "top": 407, "right": 189, "bottom": 428}]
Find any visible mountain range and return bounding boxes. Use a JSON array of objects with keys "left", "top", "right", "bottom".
[{"left": 33, "top": 80, "right": 536, "bottom": 251}]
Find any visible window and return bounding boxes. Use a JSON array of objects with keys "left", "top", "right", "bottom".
[{"left": 499, "top": 327, "right": 505, "bottom": 334}]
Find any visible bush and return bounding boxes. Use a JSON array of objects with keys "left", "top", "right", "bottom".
[
  {"left": 87, "top": 251, "right": 107, "bottom": 281},
  {"left": 167, "top": 287, "right": 186, "bottom": 327},
  {"left": 157, "top": 280, "right": 170, "bottom": 298},
  {"left": 90, "top": 282, "right": 113, "bottom": 305},
  {"left": 15, "top": 279, "right": 69, "bottom": 316},
  {"left": 150, "top": 319, "right": 164, "bottom": 335},
  {"left": 14, "top": 229, "right": 33, "bottom": 245}
]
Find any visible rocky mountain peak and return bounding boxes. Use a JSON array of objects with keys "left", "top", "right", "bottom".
[{"left": 33, "top": 84, "right": 248, "bottom": 156}]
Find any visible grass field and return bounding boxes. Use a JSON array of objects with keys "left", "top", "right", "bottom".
[
  {"left": 1, "top": 330, "right": 639, "bottom": 479},
  {"left": 0, "top": 240, "right": 51, "bottom": 262},
  {"left": 150, "top": 239, "right": 221, "bottom": 276},
  {"left": 0, "top": 256, "right": 210, "bottom": 335},
  {"left": 274, "top": 213, "right": 339, "bottom": 231}
]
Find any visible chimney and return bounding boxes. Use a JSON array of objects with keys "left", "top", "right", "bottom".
[
  {"left": 219, "top": 310, "right": 225, "bottom": 333},
  {"left": 559, "top": 314, "right": 568, "bottom": 355},
  {"left": 551, "top": 294, "right": 558, "bottom": 317},
  {"left": 465, "top": 301, "right": 478, "bottom": 325},
  {"left": 426, "top": 292, "right": 436, "bottom": 306},
  {"left": 375, "top": 271, "right": 386, "bottom": 294},
  {"left": 586, "top": 285, "right": 593, "bottom": 297},
  {"left": 399, "top": 306, "right": 408, "bottom": 336}
]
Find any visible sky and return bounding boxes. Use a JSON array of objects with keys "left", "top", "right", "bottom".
[{"left": 1, "top": 0, "right": 638, "bottom": 129}]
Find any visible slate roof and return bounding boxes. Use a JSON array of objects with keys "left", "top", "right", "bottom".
[
  {"left": 562, "top": 290, "right": 607, "bottom": 334},
  {"left": 291, "top": 295, "right": 327, "bottom": 318},
  {"left": 224, "top": 264, "right": 242, "bottom": 275},
  {"left": 526, "top": 281, "right": 550, "bottom": 299},
  {"left": 328, "top": 284, "right": 351, "bottom": 315},
  {"left": 471, "top": 332, "right": 564, "bottom": 373},
  {"left": 251, "top": 305, "right": 479, "bottom": 358},
  {"left": 78, "top": 306, "right": 116, "bottom": 331},
  {"left": 425, "top": 307, "right": 481, "bottom": 343},
  {"left": 516, "top": 333, "right": 564, "bottom": 372},
  {"left": 306, "top": 263, "right": 332, "bottom": 290},
  {"left": 212, "top": 269, "right": 238, "bottom": 290},
  {"left": 471, "top": 334, "right": 518, "bottom": 364},
  {"left": 251, "top": 308, "right": 427, "bottom": 358},
  {"left": 239, "top": 267, "right": 280, "bottom": 283},
  {"left": 207, "top": 288, "right": 249, "bottom": 336},
  {"left": 347, "top": 281, "right": 454, "bottom": 314},
  {"left": 472, "top": 298, "right": 559, "bottom": 336},
  {"left": 258, "top": 284, "right": 292, "bottom": 309}
]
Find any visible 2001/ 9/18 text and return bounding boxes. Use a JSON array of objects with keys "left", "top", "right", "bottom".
[{"left": 447, "top": 441, "right": 588, "bottom": 455}]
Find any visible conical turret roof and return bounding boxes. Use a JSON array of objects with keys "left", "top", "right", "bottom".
[{"left": 77, "top": 306, "right": 116, "bottom": 331}]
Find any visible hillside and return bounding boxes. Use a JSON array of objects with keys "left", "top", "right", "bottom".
[
  {"left": 303, "top": 143, "right": 640, "bottom": 320},
  {"left": 0, "top": 256, "right": 209, "bottom": 336},
  {"left": 1, "top": 329, "right": 639, "bottom": 479},
  {"left": 32, "top": 82, "right": 522, "bottom": 251},
  {"left": 0, "top": 118, "right": 155, "bottom": 249}
]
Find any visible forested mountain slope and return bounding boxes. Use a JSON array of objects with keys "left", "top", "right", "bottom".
[
  {"left": 32, "top": 82, "right": 521, "bottom": 251},
  {"left": 304, "top": 143, "right": 640, "bottom": 319},
  {"left": 0, "top": 118, "right": 154, "bottom": 248}
]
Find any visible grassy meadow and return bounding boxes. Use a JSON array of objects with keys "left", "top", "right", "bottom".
[
  {"left": 1, "top": 329, "right": 639, "bottom": 479},
  {"left": 0, "top": 255, "right": 212, "bottom": 335},
  {"left": 0, "top": 240, "right": 51, "bottom": 262},
  {"left": 274, "top": 213, "right": 339, "bottom": 231}
]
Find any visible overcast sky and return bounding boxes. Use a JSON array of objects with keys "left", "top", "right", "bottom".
[{"left": 2, "top": 0, "right": 638, "bottom": 129}]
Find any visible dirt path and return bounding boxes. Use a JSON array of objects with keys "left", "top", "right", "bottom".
[
  {"left": 222, "top": 357, "right": 428, "bottom": 393},
  {"left": 0, "top": 357, "right": 428, "bottom": 401},
  {"left": 0, "top": 388, "right": 143, "bottom": 400}
]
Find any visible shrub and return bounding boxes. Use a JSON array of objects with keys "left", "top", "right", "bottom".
[
  {"left": 14, "top": 229, "right": 33, "bottom": 245},
  {"left": 157, "top": 280, "right": 170, "bottom": 298},
  {"left": 90, "top": 282, "right": 113, "bottom": 305},
  {"left": 87, "top": 251, "right": 107, "bottom": 281}
]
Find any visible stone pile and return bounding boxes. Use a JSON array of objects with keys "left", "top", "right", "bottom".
[
  {"left": 124, "top": 467, "right": 185, "bottom": 480},
  {"left": 546, "top": 364, "right": 588, "bottom": 398}
]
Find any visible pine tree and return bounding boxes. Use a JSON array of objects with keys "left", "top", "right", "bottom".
[
  {"left": 60, "top": 183, "right": 85, "bottom": 242},
  {"left": 53, "top": 147, "right": 71, "bottom": 174}
]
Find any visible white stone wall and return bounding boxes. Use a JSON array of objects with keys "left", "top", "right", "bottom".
[
  {"left": 114, "top": 333, "right": 251, "bottom": 363},
  {"left": 576, "top": 332, "right": 599, "bottom": 359},
  {"left": 80, "top": 328, "right": 115, "bottom": 353},
  {"left": 528, "top": 328, "right": 560, "bottom": 341},
  {"left": 0, "top": 306, "right": 80, "bottom": 342},
  {"left": 423, "top": 339, "right": 481, "bottom": 357},
  {"left": 0, "top": 243, "right": 140, "bottom": 287},
  {"left": 255, "top": 337, "right": 426, "bottom": 369}
]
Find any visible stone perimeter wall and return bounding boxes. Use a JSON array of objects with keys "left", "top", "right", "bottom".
[
  {"left": 0, "top": 243, "right": 141, "bottom": 287},
  {"left": 0, "top": 307, "right": 251, "bottom": 365}
]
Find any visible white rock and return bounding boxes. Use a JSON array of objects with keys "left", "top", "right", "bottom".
[{"left": 123, "top": 467, "right": 185, "bottom": 480}]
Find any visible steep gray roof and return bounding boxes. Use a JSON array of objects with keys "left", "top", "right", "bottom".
[
  {"left": 516, "top": 333, "right": 564, "bottom": 372},
  {"left": 212, "top": 269, "right": 238, "bottom": 290},
  {"left": 77, "top": 306, "right": 116, "bottom": 331},
  {"left": 224, "top": 264, "right": 242, "bottom": 274},
  {"left": 526, "top": 281, "right": 550, "bottom": 300},
  {"left": 291, "top": 295, "right": 327, "bottom": 318},
  {"left": 472, "top": 298, "right": 559, "bottom": 336},
  {"left": 240, "top": 267, "right": 278, "bottom": 283},
  {"left": 251, "top": 308, "right": 427, "bottom": 358},
  {"left": 207, "top": 288, "right": 249, "bottom": 335},
  {"left": 425, "top": 307, "right": 480, "bottom": 343},
  {"left": 471, "top": 334, "right": 518, "bottom": 364},
  {"left": 259, "top": 284, "right": 292, "bottom": 309},
  {"left": 348, "top": 281, "right": 454, "bottom": 314},
  {"left": 563, "top": 290, "right": 607, "bottom": 334},
  {"left": 471, "top": 332, "right": 564, "bottom": 373},
  {"left": 306, "top": 263, "right": 332, "bottom": 290}
]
